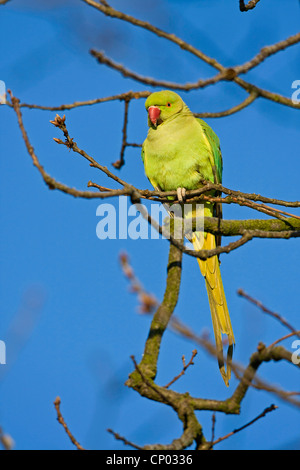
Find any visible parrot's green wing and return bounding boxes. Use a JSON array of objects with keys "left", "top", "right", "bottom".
[
  {"left": 197, "top": 119, "right": 222, "bottom": 185},
  {"left": 197, "top": 119, "right": 223, "bottom": 245}
]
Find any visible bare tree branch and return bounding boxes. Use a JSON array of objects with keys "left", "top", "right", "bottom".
[
  {"left": 53, "top": 397, "right": 85, "bottom": 450},
  {"left": 268, "top": 330, "right": 300, "bottom": 349},
  {"left": 196, "top": 91, "right": 258, "bottom": 118},
  {"left": 235, "top": 32, "right": 300, "bottom": 74},
  {"left": 107, "top": 428, "right": 143, "bottom": 450},
  {"left": 10, "top": 89, "right": 259, "bottom": 120},
  {"left": 163, "top": 350, "right": 197, "bottom": 389},
  {"left": 90, "top": 49, "right": 226, "bottom": 91},
  {"left": 212, "top": 404, "right": 277, "bottom": 447},
  {"left": 112, "top": 96, "right": 130, "bottom": 169},
  {"left": 8, "top": 92, "right": 300, "bottom": 266},
  {"left": 14, "top": 90, "right": 150, "bottom": 111},
  {"left": 82, "top": 0, "right": 300, "bottom": 110},
  {"left": 91, "top": 32, "right": 300, "bottom": 94},
  {"left": 239, "top": 0, "right": 261, "bottom": 12},
  {"left": 123, "top": 242, "right": 300, "bottom": 449},
  {"left": 5, "top": 0, "right": 300, "bottom": 448},
  {"left": 238, "top": 289, "right": 300, "bottom": 338}
]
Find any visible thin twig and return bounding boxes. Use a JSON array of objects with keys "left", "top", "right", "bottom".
[
  {"left": 50, "top": 113, "right": 129, "bottom": 187},
  {"left": 107, "top": 428, "right": 143, "bottom": 450},
  {"left": 112, "top": 97, "right": 130, "bottom": 169},
  {"left": 163, "top": 350, "right": 197, "bottom": 389},
  {"left": 53, "top": 397, "right": 85, "bottom": 450},
  {"left": 120, "top": 252, "right": 158, "bottom": 314},
  {"left": 14, "top": 90, "right": 150, "bottom": 111},
  {"left": 212, "top": 404, "right": 277, "bottom": 447},
  {"left": 210, "top": 414, "right": 216, "bottom": 448},
  {"left": 238, "top": 289, "right": 300, "bottom": 337},
  {"left": 196, "top": 91, "right": 258, "bottom": 118},
  {"left": 268, "top": 331, "right": 300, "bottom": 350},
  {"left": 235, "top": 31, "right": 300, "bottom": 74}
]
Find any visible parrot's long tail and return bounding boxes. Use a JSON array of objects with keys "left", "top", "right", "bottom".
[{"left": 192, "top": 231, "right": 235, "bottom": 386}]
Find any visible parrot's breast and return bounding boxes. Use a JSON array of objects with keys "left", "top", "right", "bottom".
[{"left": 143, "top": 115, "right": 214, "bottom": 192}]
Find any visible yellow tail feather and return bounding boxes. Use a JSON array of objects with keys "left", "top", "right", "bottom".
[{"left": 192, "top": 231, "right": 235, "bottom": 386}]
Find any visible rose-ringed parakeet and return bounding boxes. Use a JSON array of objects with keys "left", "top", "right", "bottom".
[{"left": 142, "top": 90, "right": 234, "bottom": 386}]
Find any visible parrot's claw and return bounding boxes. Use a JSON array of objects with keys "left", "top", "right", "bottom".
[{"left": 177, "top": 187, "right": 186, "bottom": 203}]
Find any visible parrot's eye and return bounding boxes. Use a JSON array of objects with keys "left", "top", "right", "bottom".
[{"left": 166, "top": 102, "right": 171, "bottom": 107}]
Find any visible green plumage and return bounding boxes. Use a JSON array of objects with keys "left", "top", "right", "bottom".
[
  {"left": 142, "top": 91, "right": 222, "bottom": 190},
  {"left": 142, "top": 90, "right": 234, "bottom": 386}
]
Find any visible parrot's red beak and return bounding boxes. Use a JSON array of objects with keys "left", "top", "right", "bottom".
[{"left": 148, "top": 106, "right": 161, "bottom": 127}]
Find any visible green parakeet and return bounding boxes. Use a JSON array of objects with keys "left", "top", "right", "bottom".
[{"left": 142, "top": 90, "right": 235, "bottom": 386}]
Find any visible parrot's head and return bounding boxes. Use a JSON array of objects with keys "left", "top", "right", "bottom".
[{"left": 145, "top": 90, "right": 184, "bottom": 128}]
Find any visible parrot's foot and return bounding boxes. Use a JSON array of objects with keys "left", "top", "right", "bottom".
[{"left": 177, "top": 187, "right": 186, "bottom": 203}]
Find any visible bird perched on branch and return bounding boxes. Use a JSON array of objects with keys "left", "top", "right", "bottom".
[{"left": 142, "top": 90, "right": 234, "bottom": 386}]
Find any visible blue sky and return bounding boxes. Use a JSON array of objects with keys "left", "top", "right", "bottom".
[{"left": 0, "top": 0, "right": 299, "bottom": 450}]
